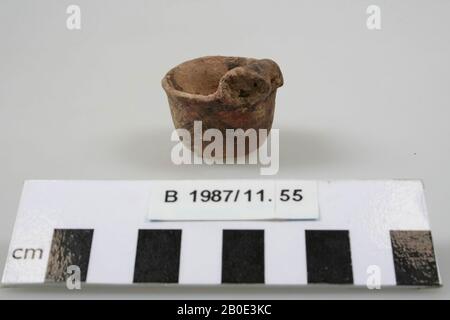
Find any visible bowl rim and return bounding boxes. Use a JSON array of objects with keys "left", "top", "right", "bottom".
[{"left": 161, "top": 55, "right": 255, "bottom": 103}]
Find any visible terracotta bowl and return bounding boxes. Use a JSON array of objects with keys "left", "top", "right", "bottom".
[{"left": 162, "top": 56, "right": 283, "bottom": 157}]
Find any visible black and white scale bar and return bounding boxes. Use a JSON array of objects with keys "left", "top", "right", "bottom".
[
  {"left": 2, "top": 180, "right": 441, "bottom": 287},
  {"left": 222, "top": 230, "right": 265, "bottom": 284},
  {"left": 390, "top": 230, "right": 440, "bottom": 286},
  {"left": 133, "top": 230, "right": 182, "bottom": 283},
  {"left": 46, "top": 229, "right": 94, "bottom": 282},
  {"left": 42, "top": 228, "right": 440, "bottom": 286},
  {"left": 305, "top": 230, "right": 353, "bottom": 284}
]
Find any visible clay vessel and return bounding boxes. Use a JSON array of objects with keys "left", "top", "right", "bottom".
[{"left": 162, "top": 56, "right": 283, "bottom": 156}]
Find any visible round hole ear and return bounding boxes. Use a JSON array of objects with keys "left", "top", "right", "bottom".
[{"left": 218, "top": 66, "right": 271, "bottom": 107}]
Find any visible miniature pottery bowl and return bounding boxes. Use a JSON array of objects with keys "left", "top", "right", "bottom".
[{"left": 162, "top": 56, "right": 283, "bottom": 157}]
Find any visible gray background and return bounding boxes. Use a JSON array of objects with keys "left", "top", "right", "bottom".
[{"left": 0, "top": 0, "right": 449, "bottom": 299}]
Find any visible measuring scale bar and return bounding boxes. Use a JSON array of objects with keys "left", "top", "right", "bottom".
[{"left": 1, "top": 180, "right": 442, "bottom": 287}]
